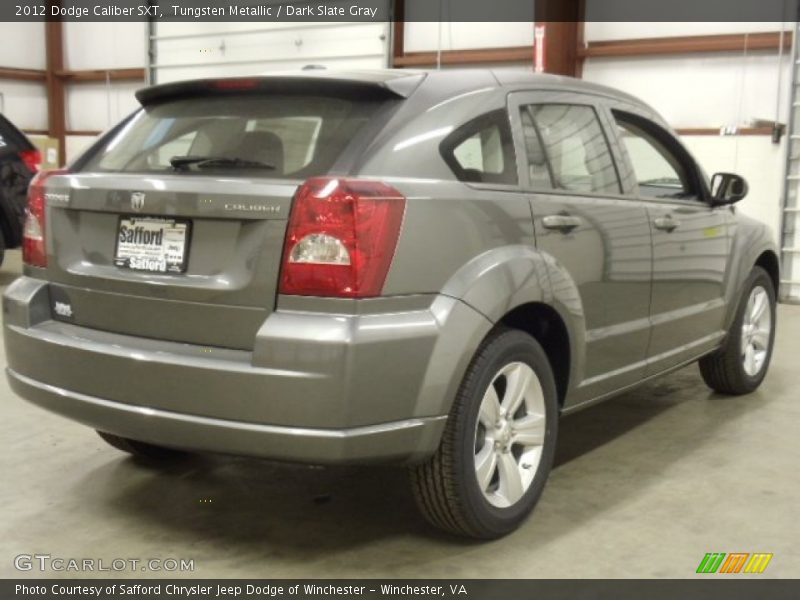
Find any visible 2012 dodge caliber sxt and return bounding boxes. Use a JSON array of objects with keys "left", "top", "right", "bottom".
[{"left": 4, "top": 69, "right": 779, "bottom": 538}]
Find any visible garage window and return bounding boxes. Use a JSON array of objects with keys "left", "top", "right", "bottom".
[{"left": 441, "top": 110, "right": 517, "bottom": 185}]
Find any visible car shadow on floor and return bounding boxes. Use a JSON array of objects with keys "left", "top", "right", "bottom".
[{"left": 72, "top": 363, "right": 767, "bottom": 561}]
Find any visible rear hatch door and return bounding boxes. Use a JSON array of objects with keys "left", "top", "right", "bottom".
[{"left": 40, "top": 77, "right": 412, "bottom": 350}]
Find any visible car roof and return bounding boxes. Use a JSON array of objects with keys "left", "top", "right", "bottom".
[
  {"left": 266, "top": 69, "right": 660, "bottom": 122},
  {"left": 490, "top": 69, "right": 647, "bottom": 105},
  {"left": 261, "top": 67, "right": 652, "bottom": 110}
]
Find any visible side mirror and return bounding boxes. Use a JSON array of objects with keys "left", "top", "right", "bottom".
[{"left": 710, "top": 172, "right": 748, "bottom": 205}]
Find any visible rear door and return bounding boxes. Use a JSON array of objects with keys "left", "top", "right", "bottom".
[
  {"left": 606, "top": 108, "right": 730, "bottom": 374},
  {"left": 40, "top": 86, "right": 392, "bottom": 350},
  {"left": 509, "top": 91, "right": 653, "bottom": 404}
]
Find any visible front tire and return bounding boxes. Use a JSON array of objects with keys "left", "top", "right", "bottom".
[
  {"left": 699, "top": 266, "right": 776, "bottom": 395},
  {"left": 410, "top": 327, "right": 558, "bottom": 539}
]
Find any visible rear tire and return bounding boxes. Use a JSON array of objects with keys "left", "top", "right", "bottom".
[
  {"left": 699, "top": 267, "right": 776, "bottom": 395},
  {"left": 97, "top": 431, "right": 188, "bottom": 460},
  {"left": 410, "top": 327, "right": 558, "bottom": 539}
]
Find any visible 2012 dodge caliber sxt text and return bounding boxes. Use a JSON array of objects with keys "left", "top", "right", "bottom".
[{"left": 4, "top": 70, "right": 779, "bottom": 538}]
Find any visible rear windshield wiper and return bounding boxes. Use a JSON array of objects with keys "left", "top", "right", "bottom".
[{"left": 169, "top": 155, "right": 276, "bottom": 171}]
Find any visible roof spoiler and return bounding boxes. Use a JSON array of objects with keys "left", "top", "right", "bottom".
[{"left": 135, "top": 74, "right": 426, "bottom": 106}]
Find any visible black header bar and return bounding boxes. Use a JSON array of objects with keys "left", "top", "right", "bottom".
[{"left": 3, "top": 0, "right": 798, "bottom": 22}]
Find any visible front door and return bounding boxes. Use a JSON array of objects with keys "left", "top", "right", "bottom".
[{"left": 607, "top": 109, "right": 730, "bottom": 374}]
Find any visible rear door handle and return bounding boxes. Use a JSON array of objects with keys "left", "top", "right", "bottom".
[
  {"left": 542, "top": 215, "right": 582, "bottom": 233},
  {"left": 653, "top": 216, "right": 680, "bottom": 232}
]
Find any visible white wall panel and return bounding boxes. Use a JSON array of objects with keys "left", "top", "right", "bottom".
[
  {"left": 0, "top": 23, "right": 46, "bottom": 70},
  {"left": 65, "top": 82, "right": 140, "bottom": 132},
  {"left": 683, "top": 135, "right": 784, "bottom": 241},
  {"left": 151, "top": 21, "right": 390, "bottom": 84},
  {"left": 404, "top": 22, "right": 534, "bottom": 52},
  {"left": 66, "top": 135, "right": 99, "bottom": 164},
  {"left": 0, "top": 81, "right": 48, "bottom": 130},
  {"left": 582, "top": 52, "right": 791, "bottom": 128},
  {"left": 60, "top": 24, "right": 145, "bottom": 139},
  {"left": 64, "top": 23, "right": 146, "bottom": 69},
  {"left": 158, "top": 56, "right": 388, "bottom": 84}
]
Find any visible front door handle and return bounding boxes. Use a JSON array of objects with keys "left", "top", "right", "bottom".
[
  {"left": 542, "top": 214, "right": 582, "bottom": 233},
  {"left": 653, "top": 216, "right": 680, "bottom": 233}
]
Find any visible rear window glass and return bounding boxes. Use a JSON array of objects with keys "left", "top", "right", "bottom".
[{"left": 81, "top": 94, "right": 382, "bottom": 178}]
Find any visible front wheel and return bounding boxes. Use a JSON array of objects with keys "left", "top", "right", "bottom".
[
  {"left": 699, "top": 266, "right": 776, "bottom": 395},
  {"left": 410, "top": 327, "right": 558, "bottom": 539}
]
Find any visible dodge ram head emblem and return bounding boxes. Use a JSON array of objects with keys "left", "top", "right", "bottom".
[{"left": 130, "top": 192, "right": 146, "bottom": 212}]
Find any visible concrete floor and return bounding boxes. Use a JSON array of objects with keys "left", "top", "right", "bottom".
[{"left": 0, "top": 248, "right": 798, "bottom": 579}]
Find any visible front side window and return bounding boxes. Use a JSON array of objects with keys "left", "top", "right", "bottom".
[
  {"left": 613, "top": 111, "right": 696, "bottom": 200},
  {"left": 441, "top": 110, "right": 517, "bottom": 185},
  {"left": 525, "top": 104, "right": 620, "bottom": 194}
]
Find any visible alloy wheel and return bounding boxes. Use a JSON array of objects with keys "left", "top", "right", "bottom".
[
  {"left": 473, "top": 362, "right": 546, "bottom": 508},
  {"left": 741, "top": 285, "right": 772, "bottom": 377}
]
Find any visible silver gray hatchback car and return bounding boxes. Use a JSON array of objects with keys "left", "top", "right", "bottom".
[{"left": 4, "top": 69, "right": 779, "bottom": 538}]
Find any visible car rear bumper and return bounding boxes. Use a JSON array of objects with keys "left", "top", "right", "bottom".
[
  {"left": 6, "top": 368, "right": 445, "bottom": 464},
  {"left": 3, "top": 276, "right": 490, "bottom": 464}
]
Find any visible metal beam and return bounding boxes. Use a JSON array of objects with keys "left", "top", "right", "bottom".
[
  {"left": 675, "top": 127, "right": 777, "bottom": 136},
  {"left": 56, "top": 68, "right": 146, "bottom": 83},
  {"left": 0, "top": 67, "right": 47, "bottom": 82},
  {"left": 579, "top": 31, "right": 792, "bottom": 59},
  {"left": 393, "top": 46, "right": 534, "bottom": 67},
  {"left": 45, "top": 18, "right": 66, "bottom": 166}
]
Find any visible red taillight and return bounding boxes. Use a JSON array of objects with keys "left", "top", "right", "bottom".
[
  {"left": 23, "top": 169, "right": 67, "bottom": 268},
  {"left": 19, "top": 149, "right": 41, "bottom": 174},
  {"left": 279, "top": 178, "right": 406, "bottom": 298}
]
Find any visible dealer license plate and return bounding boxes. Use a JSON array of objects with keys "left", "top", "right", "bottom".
[{"left": 114, "top": 217, "right": 191, "bottom": 273}]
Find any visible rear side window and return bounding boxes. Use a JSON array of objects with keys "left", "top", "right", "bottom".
[
  {"left": 441, "top": 110, "right": 517, "bottom": 185},
  {"left": 524, "top": 104, "right": 620, "bottom": 194},
  {"left": 81, "top": 94, "right": 382, "bottom": 178}
]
